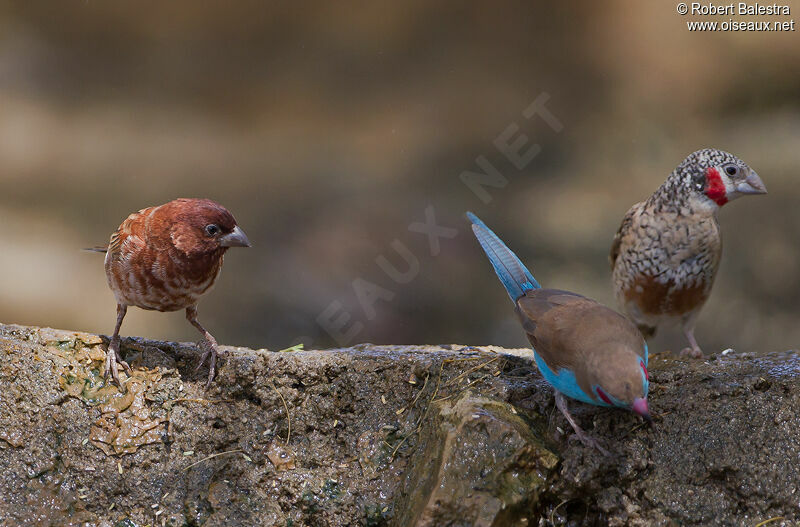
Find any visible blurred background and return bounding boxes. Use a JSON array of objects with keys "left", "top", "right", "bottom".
[{"left": 0, "top": 1, "right": 798, "bottom": 354}]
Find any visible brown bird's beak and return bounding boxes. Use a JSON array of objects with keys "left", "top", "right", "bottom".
[
  {"left": 219, "top": 225, "right": 251, "bottom": 247},
  {"left": 632, "top": 397, "right": 652, "bottom": 422},
  {"left": 736, "top": 170, "right": 767, "bottom": 195}
]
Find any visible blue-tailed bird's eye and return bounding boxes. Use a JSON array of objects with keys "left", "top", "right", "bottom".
[
  {"left": 725, "top": 165, "right": 738, "bottom": 176},
  {"left": 205, "top": 224, "right": 220, "bottom": 236}
]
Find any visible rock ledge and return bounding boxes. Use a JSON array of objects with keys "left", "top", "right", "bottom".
[{"left": 0, "top": 323, "right": 798, "bottom": 526}]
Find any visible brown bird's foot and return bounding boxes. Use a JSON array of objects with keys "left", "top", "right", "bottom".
[
  {"left": 104, "top": 305, "right": 132, "bottom": 389},
  {"left": 554, "top": 391, "right": 610, "bottom": 456},
  {"left": 104, "top": 338, "right": 131, "bottom": 389},
  {"left": 194, "top": 335, "right": 220, "bottom": 390},
  {"left": 679, "top": 346, "right": 704, "bottom": 359}
]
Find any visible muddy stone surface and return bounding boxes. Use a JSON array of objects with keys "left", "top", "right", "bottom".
[{"left": 0, "top": 323, "right": 799, "bottom": 526}]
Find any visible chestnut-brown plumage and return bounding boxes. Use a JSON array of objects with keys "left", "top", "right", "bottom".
[{"left": 99, "top": 198, "right": 250, "bottom": 388}]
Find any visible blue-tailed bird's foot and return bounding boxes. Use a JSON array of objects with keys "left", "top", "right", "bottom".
[
  {"left": 567, "top": 431, "right": 611, "bottom": 456},
  {"left": 555, "top": 391, "right": 610, "bottom": 456}
]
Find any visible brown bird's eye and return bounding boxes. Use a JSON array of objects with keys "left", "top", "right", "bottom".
[
  {"left": 725, "top": 165, "right": 738, "bottom": 176},
  {"left": 205, "top": 224, "right": 220, "bottom": 236}
]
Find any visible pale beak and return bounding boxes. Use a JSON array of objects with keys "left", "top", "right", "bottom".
[
  {"left": 219, "top": 225, "right": 251, "bottom": 247},
  {"left": 736, "top": 170, "right": 767, "bottom": 195},
  {"left": 632, "top": 397, "right": 651, "bottom": 422}
]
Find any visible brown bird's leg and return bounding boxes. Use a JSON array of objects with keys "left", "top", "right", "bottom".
[
  {"left": 105, "top": 304, "right": 132, "bottom": 387},
  {"left": 185, "top": 305, "right": 220, "bottom": 389},
  {"left": 680, "top": 313, "right": 703, "bottom": 358},
  {"left": 554, "top": 391, "right": 610, "bottom": 456}
]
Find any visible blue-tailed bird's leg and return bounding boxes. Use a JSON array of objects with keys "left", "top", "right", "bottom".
[
  {"left": 104, "top": 303, "right": 132, "bottom": 387},
  {"left": 680, "top": 312, "right": 703, "bottom": 358},
  {"left": 554, "top": 391, "right": 609, "bottom": 456},
  {"left": 186, "top": 305, "right": 220, "bottom": 389}
]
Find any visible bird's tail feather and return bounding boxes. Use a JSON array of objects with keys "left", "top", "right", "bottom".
[
  {"left": 83, "top": 246, "right": 108, "bottom": 253},
  {"left": 466, "top": 212, "right": 540, "bottom": 301}
]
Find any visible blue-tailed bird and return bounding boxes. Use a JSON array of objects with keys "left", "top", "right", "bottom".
[{"left": 468, "top": 212, "right": 650, "bottom": 453}]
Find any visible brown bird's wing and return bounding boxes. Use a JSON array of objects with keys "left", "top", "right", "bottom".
[
  {"left": 609, "top": 202, "right": 641, "bottom": 271},
  {"left": 105, "top": 207, "right": 155, "bottom": 262},
  {"left": 105, "top": 230, "right": 126, "bottom": 261}
]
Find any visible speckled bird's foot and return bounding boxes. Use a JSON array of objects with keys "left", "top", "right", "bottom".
[{"left": 680, "top": 347, "right": 704, "bottom": 359}]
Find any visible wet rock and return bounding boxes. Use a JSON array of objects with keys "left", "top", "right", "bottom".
[
  {"left": 395, "top": 393, "right": 558, "bottom": 527},
  {"left": 1, "top": 324, "right": 799, "bottom": 526}
]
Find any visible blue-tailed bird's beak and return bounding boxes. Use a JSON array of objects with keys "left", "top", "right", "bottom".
[
  {"left": 736, "top": 170, "right": 767, "bottom": 195},
  {"left": 219, "top": 225, "right": 251, "bottom": 248},
  {"left": 632, "top": 398, "right": 651, "bottom": 422}
]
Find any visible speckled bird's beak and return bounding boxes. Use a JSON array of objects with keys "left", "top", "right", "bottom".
[
  {"left": 219, "top": 225, "right": 251, "bottom": 247},
  {"left": 736, "top": 170, "right": 767, "bottom": 195}
]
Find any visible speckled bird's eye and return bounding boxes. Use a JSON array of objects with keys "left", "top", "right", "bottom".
[
  {"left": 692, "top": 172, "right": 705, "bottom": 190},
  {"left": 205, "top": 224, "right": 220, "bottom": 236},
  {"left": 725, "top": 165, "right": 738, "bottom": 176}
]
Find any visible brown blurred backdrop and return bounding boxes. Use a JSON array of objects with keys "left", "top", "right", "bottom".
[{"left": 0, "top": 1, "right": 798, "bottom": 354}]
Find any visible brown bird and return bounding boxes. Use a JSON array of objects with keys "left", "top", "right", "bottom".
[
  {"left": 96, "top": 198, "right": 250, "bottom": 388},
  {"left": 611, "top": 148, "right": 766, "bottom": 357}
]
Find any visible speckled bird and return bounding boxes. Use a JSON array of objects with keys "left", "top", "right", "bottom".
[
  {"left": 95, "top": 198, "right": 250, "bottom": 388},
  {"left": 610, "top": 149, "right": 766, "bottom": 358},
  {"left": 468, "top": 212, "right": 650, "bottom": 453}
]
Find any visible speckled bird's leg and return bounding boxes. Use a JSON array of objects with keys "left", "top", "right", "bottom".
[
  {"left": 104, "top": 304, "right": 132, "bottom": 388},
  {"left": 554, "top": 391, "right": 610, "bottom": 456},
  {"left": 680, "top": 313, "right": 704, "bottom": 358},
  {"left": 186, "top": 305, "right": 220, "bottom": 389}
]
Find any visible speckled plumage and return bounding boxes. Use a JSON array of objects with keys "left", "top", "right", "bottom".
[
  {"left": 100, "top": 198, "right": 250, "bottom": 388},
  {"left": 611, "top": 148, "right": 766, "bottom": 356}
]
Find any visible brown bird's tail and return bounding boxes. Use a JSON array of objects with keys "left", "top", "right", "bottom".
[{"left": 83, "top": 246, "right": 108, "bottom": 253}]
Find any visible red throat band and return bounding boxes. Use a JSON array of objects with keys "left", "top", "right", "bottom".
[
  {"left": 705, "top": 167, "right": 728, "bottom": 206},
  {"left": 596, "top": 387, "right": 613, "bottom": 405}
]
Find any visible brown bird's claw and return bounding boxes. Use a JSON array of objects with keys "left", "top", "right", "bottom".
[
  {"left": 194, "top": 337, "right": 219, "bottom": 390},
  {"left": 679, "top": 346, "right": 704, "bottom": 359},
  {"left": 114, "top": 348, "right": 132, "bottom": 375},
  {"left": 103, "top": 349, "right": 130, "bottom": 390}
]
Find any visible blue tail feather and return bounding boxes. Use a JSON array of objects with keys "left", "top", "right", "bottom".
[{"left": 466, "top": 212, "right": 540, "bottom": 301}]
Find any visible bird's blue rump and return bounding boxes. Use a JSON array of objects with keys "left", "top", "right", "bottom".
[{"left": 466, "top": 212, "right": 540, "bottom": 301}]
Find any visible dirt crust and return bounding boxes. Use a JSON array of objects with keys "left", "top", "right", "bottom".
[{"left": 0, "top": 323, "right": 798, "bottom": 526}]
